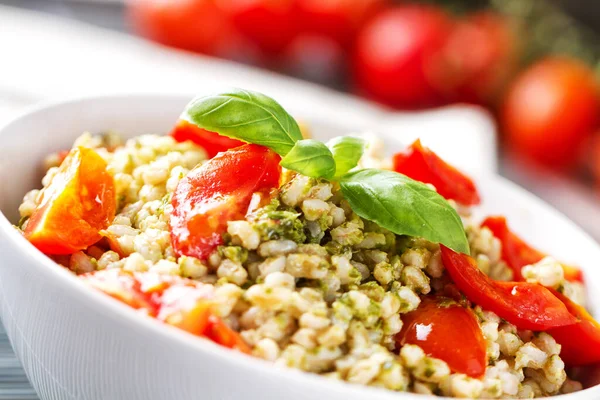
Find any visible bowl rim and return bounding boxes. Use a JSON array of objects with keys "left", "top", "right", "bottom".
[{"left": 0, "top": 94, "right": 597, "bottom": 400}]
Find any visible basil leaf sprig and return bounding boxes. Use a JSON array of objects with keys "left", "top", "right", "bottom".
[
  {"left": 326, "top": 136, "right": 365, "bottom": 179},
  {"left": 281, "top": 139, "right": 336, "bottom": 179},
  {"left": 181, "top": 89, "right": 470, "bottom": 254},
  {"left": 340, "top": 169, "right": 470, "bottom": 254},
  {"left": 182, "top": 89, "right": 302, "bottom": 156}
]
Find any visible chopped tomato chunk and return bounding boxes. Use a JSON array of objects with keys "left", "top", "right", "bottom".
[
  {"left": 24, "top": 147, "right": 116, "bottom": 255},
  {"left": 393, "top": 139, "right": 480, "bottom": 205},
  {"left": 170, "top": 119, "right": 244, "bottom": 158},
  {"left": 396, "top": 296, "right": 487, "bottom": 378},
  {"left": 440, "top": 245, "right": 577, "bottom": 331},
  {"left": 80, "top": 269, "right": 159, "bottom": 316},
  {"left": 81, "top": 270, "right": 250, "bottom": 352},
  {"left": 205, "top": 315, "right": 251, "bottom": 354},
  {"left": 157, "top": 284, "right": 214, "bottom": 335},
  {"left": 170, "top": 144, "right": 281, "bottom": 260},
  {"left": 548, "top": 290, "right": 600, "bottom": 366},
  {"left": 482, "top": 216, "right": 584, "bottom": 282}
]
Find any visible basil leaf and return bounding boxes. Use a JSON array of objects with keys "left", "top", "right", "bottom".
[
  {"left": 339, "top": 169, "right": 470, "bottom": 254},
  {"left": 326, "top": 136, "right": 366, "bottom": 179},
  {"left": 281, "top": 139, "right": 336, "bottom": 179},
  {"left": 182, "top": 89, "right": 303, "bottom": 156}
]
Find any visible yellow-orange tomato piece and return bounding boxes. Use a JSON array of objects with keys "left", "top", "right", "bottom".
[
  {"left": 24, "top": 147, "right": 116, "bottom": 255},
  {"left": 157, "top": 284, "right": 215, "bottom": 336}
]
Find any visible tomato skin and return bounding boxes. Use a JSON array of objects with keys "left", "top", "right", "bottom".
[
  {"left": 440, "top": 246, "right": 577, "bottom": 331},
  {"left": 353, "top": 5, "right": 454, "bottom": 109},
  {"left": 25, "top": 147, "right": 116, "bottom": 255},
  {"left": 127, "top": 0, "right": 228, "bottom": 54},
  {"left": 80, "top": 269, "right": 159, "bottom": 316},
  {"left": 444, "top": 12, "right": 519, "bottom": 106},
  {"left": 170, "top": 119, "right": 244, "bottom": 158},
  {"left": 396, "top": 297, "right": 487, "bottom": 378},
  {"left": 223, "top": 0, "right": 297, "bottom": 57},
  {"left": 170, "top": 144, "right": 281, "bottom": 260},
  {"left": 206, "top": 315, "right": 252, "bottom": 354},
  {"left": 295, "top": 0, "right": 388, "bottom": 49},
  {"left": 502, "top": 57, "right": 600, "bottom": 169},
  {"left": 393, "top": 139, "right": 480, "bottom": 205},
  {"left": 548, "top": 290, "right": 600, "bottom": 367},
  {"left": 482, "top": 216, "right": 584, "bottom": 283}
]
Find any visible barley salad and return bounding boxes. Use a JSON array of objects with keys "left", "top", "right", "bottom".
[{"left": 16, "top": 90, "right": 598, "bottom": 398}]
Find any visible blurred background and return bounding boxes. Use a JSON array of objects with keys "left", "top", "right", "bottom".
[
  {"left": 4, "top": 0, "right": 600, "bottom": 237},
  {"left": 0, "top": 0, "right": 599, "bottom": 398}
]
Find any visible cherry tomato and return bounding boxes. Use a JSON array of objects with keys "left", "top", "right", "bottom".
[
  {"left": 25, "top": 147, "right": 116, "bottom": 255},
  {"left": 548, "top": 290, "right": 600, "bottom": 366},
  {"left": 440, "top": 245, "right": 577, "bottom": 331},
  {"left": 444, "top": 11, "right": 519, "bottom": 106},
  {"left": 205, "top": 315, "right": 252, "bottom": 354},
  {"left": 353, "top": 5, "right": 454, "bottom": 109},
  {"left": 170, "top": 119, "right": 244, "bottom": 158},
  {"left": 502, "top": 57, "right": 600, "bottom": 169},
  {"left": 482, "top": 216, "right": 584, "bottom": 282},
  {"left": 393, "top": 139, "right": 480, "bottom": 205},
  {"left": 222, "top": 0, "right": 297, "bottom": 57},
  {"left": 170, "top": 144, "right": 281, "bottom": 260},
  {"left": 396, "top": 297, "right": 487, "bottom": 378},
  {"left": 295, "top": 0, "right": 388, "bottom": 49},
  {"left": 127, "top": 0, "right": 231, "bottom": 54},
  {"left": 80, "top": 269, "right": 159, "bottom": 315}
]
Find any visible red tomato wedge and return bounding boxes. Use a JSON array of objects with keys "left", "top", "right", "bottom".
[
  {"left": 80, "top": 269, "right": 159, "bottom": 316},
  {"left": 24, "top": 147, "right": 116, "bottom": 255},
  {"left": 82, "top": 270, "right": 250, "bottom": 352},
  {"left": 170, "top": 144, "right": 281, "bottom": 260},
  {"left": 393, "top": 140, "right": 480, "bottom": 205},
  {"left": 170, "top": 119, "right": 244, "bottom": 158},
  {"left": 548, "top": 290, "right": 600, "bottom": 367},
  {"left": 481, "top": 216, "right": 584, "bottom": 282},
  {"left": 396, "top": 297, "right": 487, "bottom": 378},
  {"left": 440, "top": 246, "right": 577, "bottom": 331},
  {"left": 205, "top": 315, "right": 252, "bottom": 354}
]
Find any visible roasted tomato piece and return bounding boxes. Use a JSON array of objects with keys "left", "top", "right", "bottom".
[
  {"left": 440, "top": 245, "right": 577, "bottom": 331},
  {"left": 170, "top": 119, "right": 244, "bottom": 158},
  {"left": 482, "top": 216, "right": 584, "bottom": 282},
  {"left": 170, "top": 144, "right": 281, "bottom": 260},
  {"left": 396, "top": 297, "right": 487, "bottom": 378},
  {"left": 548, "top": 290, "right": 600, "bottom": 367},
  {"left": 80, "top": 269, "right": 159, "bottom": 316},
  {"left": 24, "top": 147, "right": 116, "bottom": 255},
  {"left": 393, "top": 140, "right": 480, "bottom": 205},
  {"left": 205, "top": 315, "right": 251, "bottom": 354}
]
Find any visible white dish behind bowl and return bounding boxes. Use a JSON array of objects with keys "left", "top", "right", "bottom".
[{"left": 0, "top": 95, "right": 597, "bottom": 400}]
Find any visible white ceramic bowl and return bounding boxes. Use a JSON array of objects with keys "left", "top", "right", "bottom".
[{"left": 0, "top": 95, "right": 598, "bottom": 400}]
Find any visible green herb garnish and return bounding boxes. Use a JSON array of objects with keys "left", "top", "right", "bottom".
[
  {"left": 326, "top": 136, "right": 366, "bottom": 179},
  {"left": 281, "top": 139, "right": 336, "bottom": 179},
  {"left": 181, "top": 89, "right": 470, "bottom": 254},
  {"left": 182, "top": 89, "right": 302, "bottom": 156},
  {"left": 340, "top": 169, "right": 469, "bottom": 254}
]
